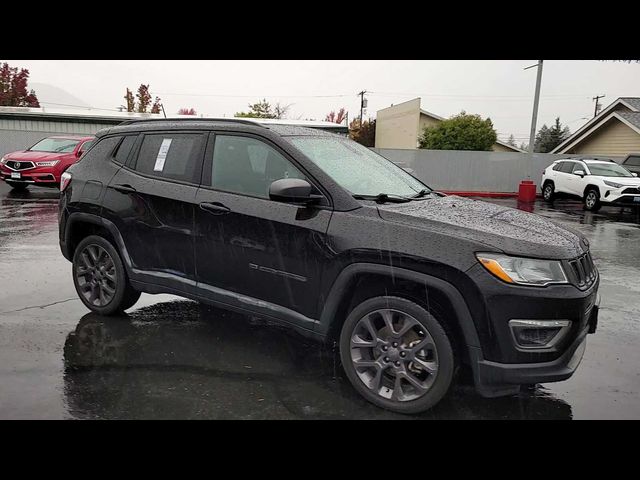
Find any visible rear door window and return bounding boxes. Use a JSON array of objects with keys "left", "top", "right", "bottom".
[
  {"left": 559, "top": 161, "right": 575, "bottom": 173},
  {"left": 132, "top": 133, "right": 206, "bottom": 184}
]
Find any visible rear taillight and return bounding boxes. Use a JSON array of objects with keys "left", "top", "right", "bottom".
[{"left": 60, "top": 171, "right": 72, "bottom": 192}]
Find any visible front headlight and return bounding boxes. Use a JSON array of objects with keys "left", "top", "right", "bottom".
[
  {"left": 36, "top": 160, "right": 60, "bottom": 167},
  {"left": 476, "top": 253, "right": 568, "bottom": 286},
  {"left": 0, "top": 156, "right": 7, "bottom": 164},
  {"left": 603, "top": 180, "right": 624, "bottom": 188}
]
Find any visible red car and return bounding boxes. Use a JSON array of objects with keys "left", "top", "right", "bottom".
[{"left": 0, "top": 135, "right": 95, "bottom": 191}]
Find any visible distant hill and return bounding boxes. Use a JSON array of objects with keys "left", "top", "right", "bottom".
[{"left": 29, "top": 83, "right": 91, "bottom": 109}]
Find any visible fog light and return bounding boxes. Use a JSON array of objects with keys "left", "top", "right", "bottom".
[{"left": 509, "top": 319, "right": 571, "bottom": 350}]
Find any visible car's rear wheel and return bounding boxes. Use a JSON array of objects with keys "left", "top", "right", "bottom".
[
  {"left": 339, "top": 296, "right": 454, "bottom": 414},
  {"left": 584, "top": 188, "right": 601, "bottom": 212},
  {"left": 542, "top": 182, "right": 555, "bottom": 202},
  {"left": 72, "top": 235, "right": 139, "bottom": 315},
  {"left": 7, "top": 182, "right": 28, "bottom": 191}
]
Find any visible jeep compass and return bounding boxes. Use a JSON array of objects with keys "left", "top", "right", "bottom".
[{"left": 58, "top": 119, "right": 600, "bottom": 413}]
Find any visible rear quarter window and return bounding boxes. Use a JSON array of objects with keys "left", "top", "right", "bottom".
[{"left": 76, "top": 136, "right": 121, "bottom": 164}]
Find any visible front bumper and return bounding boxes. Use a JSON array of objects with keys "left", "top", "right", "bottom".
[
  {"left": 0, "top": 165, "right": 60, "bottom": 186},
  {"left": 602, "top": 187, "right": 640, "bottom": 205},
  {"left": 470, "top": 295, "right": 598, "bottom": 397}
]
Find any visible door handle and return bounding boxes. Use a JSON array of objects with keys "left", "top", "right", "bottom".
[
  {"left": 199, "top": 202, "right": 231, "bottom": 215},
  {"left": 112, "top": 184, "right": 137, "bottom": 194}
]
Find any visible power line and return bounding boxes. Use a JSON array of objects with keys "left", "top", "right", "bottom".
[
  {"left": 38, "top": 101, "right": 123, "bottom": 112},
  {"left": 153, "top": 92, "right": 353, "bottom": 98}
]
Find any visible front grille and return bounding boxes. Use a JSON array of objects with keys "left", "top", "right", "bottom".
[
  {"left": 567, "top": 252, "right": 597, "bottom": 289},
  {"left": 621, "top": 187, "right": 640, "bottom": 195},
  {"left": 6, "top": 160, "right": 35, "bottom": 171}
]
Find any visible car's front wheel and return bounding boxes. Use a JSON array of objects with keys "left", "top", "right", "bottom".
[
  {"left": 584, "top": 188, "right": 601, "bottom": 212},
  {"left": 72, "top": 235, "right": 139, "bottom": 315},
  {"left": 339, "top": 296, "right": 455, "bottom": 414}
]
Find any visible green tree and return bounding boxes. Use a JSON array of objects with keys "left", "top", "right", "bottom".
[
  {"left": 418, "top": 111, "right": 497, "bottom": 151},
  {"left": 235, "top": 99, "right": 290, "bottom": 119},
  {"left": 349, "top": 118, "right": 376, "bottom": 147},
  {"left": 534, "top": 117, "right": 571, "bottom": 153}
]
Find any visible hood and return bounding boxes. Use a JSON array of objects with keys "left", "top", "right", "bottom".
[
  {"left": 377, "top": 195, "right": 585, "bottom": 260},
  {"left": 4, "top": 150, "right": 72, "bottom": 161},
  {"left": 600, "top": 176, "right": 640, "bottom": 186}
]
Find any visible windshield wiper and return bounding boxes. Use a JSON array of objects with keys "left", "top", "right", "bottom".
[
  {"left": 412, "top": 189, "right": 432, "bottom": 198},
  {"left": 353, "top": 193, "right": 412, "bottom": 204}
]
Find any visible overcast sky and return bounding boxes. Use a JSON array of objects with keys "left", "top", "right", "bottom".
[{"left": 7, "top": 60, "right": 640, "bottom": 145}]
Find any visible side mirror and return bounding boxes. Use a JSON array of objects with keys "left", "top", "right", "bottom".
[
  {"left": 632, "top": 172, "right": 638, "bottom": 177},
  {"left": 269, "top": 178, "right": 321, "bottom": 205},
  {"left": 76, "top": 149, "right": 84, "bottom": 158},
  {"left": 574, "top": 170, "right": 585, "bottom": 177}
]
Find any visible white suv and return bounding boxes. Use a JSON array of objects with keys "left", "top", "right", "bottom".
[{"left": 541, "top": 158, "right": 640, "bottom": 211}]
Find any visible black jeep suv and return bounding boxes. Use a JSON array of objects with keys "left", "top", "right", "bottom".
[{"left": 59, "top": 119, "right": 600, "bottom": 413}]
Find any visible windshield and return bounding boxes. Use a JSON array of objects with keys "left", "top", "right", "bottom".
[
  {"left": 288, "top": 136, "right": 428, "bottom": 197},
  {"left": 29, "top": 138, "right": 80, "bottom": 153},
  {"left": 587, "top": 163, "right": 633, "bottom": 177}
]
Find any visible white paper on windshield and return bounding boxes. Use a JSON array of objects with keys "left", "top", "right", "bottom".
[{"left": 153, "top": 138, "right": 173, "bottom": 171}]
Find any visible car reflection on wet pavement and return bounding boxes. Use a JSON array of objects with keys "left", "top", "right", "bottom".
[{"left": 0, "top": 183, "right": 638, "bottom": 419}]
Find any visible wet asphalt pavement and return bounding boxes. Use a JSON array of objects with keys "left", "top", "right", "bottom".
[{"left": 0, "top": 182, "right": 638, "bottom": 419}]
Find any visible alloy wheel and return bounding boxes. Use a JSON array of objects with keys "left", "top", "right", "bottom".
[
  {"left": 350, "top": 308, "right": 439, "bottom": 402},
  {"left": 75, "top": 244, "right": 117, "bottom": 307},
  {"left": 586, "top": 192, "right": 597, "bottom": 209},
  {"left": 544, "top": 185, "right": 553, "bottom": 200}
]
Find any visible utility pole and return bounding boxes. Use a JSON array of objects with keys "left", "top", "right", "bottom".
[
  {"left": 525, "top": 60, "right": 544, "bottom": 161},
  {"left": 358, "top": 90, "right": 367, "bottom": 128},
  {"left": 592, "top": 95, "right": 605, "bottom": 118},
  {"left": 518, "top": 60, "right": 544, "bottom": 203}
]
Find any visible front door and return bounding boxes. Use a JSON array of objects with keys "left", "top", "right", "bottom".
[
  {"left": 194, "top": 133, "right": 332, "bottom": 320},
  {"left": 103, "top": 131, "right": 207, "bottom": 293}
]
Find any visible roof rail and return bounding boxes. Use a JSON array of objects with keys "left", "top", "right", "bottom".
[{"left": 117, "top": 117, "right": 266, "bottom": 127}]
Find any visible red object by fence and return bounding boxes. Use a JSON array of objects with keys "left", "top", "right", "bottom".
[{"left": 517, "top": 180, "right": 537, "bottom": 202}]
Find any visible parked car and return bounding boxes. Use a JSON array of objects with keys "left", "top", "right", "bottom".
[
  {"left": 541, "top": 157, "right": 640, "bottom": 211},
  {"left": 0, "top": 135, "right": 95, "bottom": 190},
  {"left": 621, "top": 153, "right": 640, "bottom": 176},
  {"left": 58, "top": 119, "right": 599, "bottom": 414}
]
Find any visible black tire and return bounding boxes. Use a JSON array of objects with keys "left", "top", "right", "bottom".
[
  {"left": 7, "top": 182, "right": 28, "bottom": 191},
  {"left": 72, "top": 235, "right": 139, "bottom": 315},
  {"left": 584, "top": 188, "right": 601, "bottom": 212},
  {"left": 542, "top": 181, "right": 555, "bottom": 202},
  {"left": 339, "top": 296, "right": 455, "bottom": 414},
  {"left": 121, "top": 288, "right": 142, "bottom": 311}
]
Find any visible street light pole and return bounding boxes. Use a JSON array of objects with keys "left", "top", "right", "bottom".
[
  {"left": 518, "top": 60, "right": 544, "bottom": 202},
  {"left": 526, "top": 60, "right": 544, "bottom": 160}
]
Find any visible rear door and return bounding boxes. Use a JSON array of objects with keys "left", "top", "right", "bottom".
[{"left": 102, "top": 131, "right": 206, "bottom": 294}]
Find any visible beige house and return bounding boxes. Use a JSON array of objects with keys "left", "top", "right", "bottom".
[
  {"left": 551, "top": 97, "right": 640, "bottom": 156},
  {"left": 374, "top": 97, "right": 522, "bottom": 152}
]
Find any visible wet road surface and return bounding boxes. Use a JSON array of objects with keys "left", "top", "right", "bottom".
[{"left": 0, "top": 183, "right": 638, "bottom": 419}]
